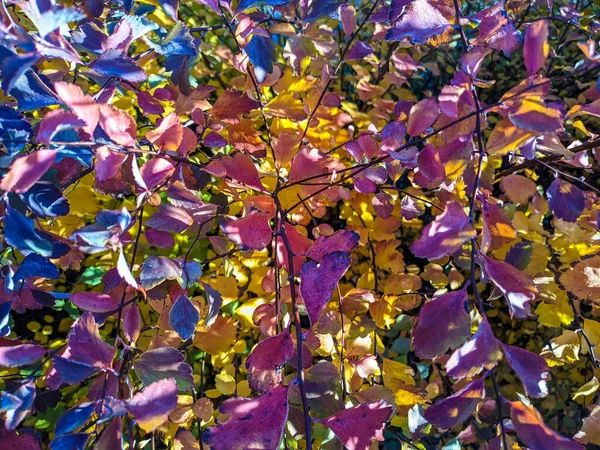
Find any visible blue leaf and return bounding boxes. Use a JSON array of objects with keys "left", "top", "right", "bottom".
[
  {"left": 0, "top": 301, "right": 11, "bottom": 336},
  {"left": 90, "top": 49, "right": 147, "bottom": 82},
  {"left": 9, "top": 70, "right": 60, "bottom": 111},
  {"left": 14, "top": 253, "right": 59, "bottom": 280},
  {"left": 245, "top": 34, "right": 275, "bottom": 83},
  {"left": 55, "top": 403, "right": 95, "bottom": 435},
  {"left": 5, "top": 207, "right": 54, "bottom": 256},
  {"left": 3, "top": 381, "right": 35, "bottom": 431},
  {"left": 169, "top": 294, "right": 199, "bottom": 340},
  {"left": 0, "top": 106, "right": 32, "bottom": 159},
  {"left": 22, "top": 181, "right": 70, "bottom": 218},
  {"left": 236, "top": 0, "right": 293, "bottom": 13},
  {"left": 33, "top": 8, "right": 86, "bottom": 37},
  {"left": 53, "top": 356, "right": 99, "bottom": 385},
  {"left": 304, "top": 0, "right": 342, "bottom": 22},
  {"left": 0, "top": 49, "right": 39, "bottom": 95},
  {"left": 49, "top": 433, "right": 90, "bottom": 450}
]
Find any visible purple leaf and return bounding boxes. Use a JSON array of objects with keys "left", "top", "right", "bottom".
[
  {"left": 412, "top": 287, "right": 470, "bottom": 359},
  {"left": 140, "top": 256, "right": 183, "bottom": 290},
  {"left": 125, "top": 379, "right": 178, "bottom": 432},
  {"left": 315, "top": 401, "right": 394, "bottom": 450},
  {"left": 407, "top": 98, "right": 439, "bottom": 136},
  {"left": 305, "top": 230, "right": 360, "bottom": 262},
  {"left": 71, "top": 292, "right": 118, "bottom": 313},
  {"left": 67, "top": 312, "right": 116, "bottom": 369},
  {"left": 481, "top": 255, "right": 538, "bottom": 318},
  {"left": 169, "top": 294, "right": 200, "bottom": 340},
  {"left": 547, "top": 179, "right": 586, "bottom": 223},
  {"left": 446, "top": 318, "right": 502, "bottom": 379},
  {"left": 410, "top": 201, "right": 475, "bottom": 260},
  {"left": 386, "top": 0, "right": 451, "bottom": 44},
  {"left": 523, "top": 20, "right": 549, "bottom": 77},
  {"left": 145, "top": 204, "right": 193, "bottom": 233},
  {"left": 300, "top": 251, "right": 351, "bottom": 327},
  {"left": 133, "top": 346, "right": 194, "bottom": 391},
  {"left": 510, "top": 401, "right": 584, "bottom": 450},
  {"left": 246, "top": 329, "right": 294, "bottom": 392},
  {"left": 90, "top": 50, "right": 147, "bottom": 82},
  {"left": 501, "top": 343, "right": 549, "bottom": 398},
  {"left": 52, "top": 356, "right": 99, "bottom": 385},
  {"left": 123, "top": 304, "right": 141, "bottom": 343},
  {"left": 203, "top": 385, "right": 289, "bottom": 450},
  {"left": 424, "top": 377, "right": 486, "bottom": 430},
  {"left": 0, "top": 343, "right": 46, "bottom": 367},
  {"left": 346, "top": 41, "right": 374, "bottom": 60},
  {"left": 117, "top": 248, "right": 138, "bottom": 289}
]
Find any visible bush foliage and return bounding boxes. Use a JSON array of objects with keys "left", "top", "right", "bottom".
[{"left": 1, "top": 0, "right": 600, "bottom": 448}]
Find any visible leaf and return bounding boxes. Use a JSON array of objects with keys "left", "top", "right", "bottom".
[
  {"left": 412, "top": 287, "right": 470, "bottom": 359},
  {"left": 211, "top": 90, "right": 260, "bottom": 123},
  {"left": 22, "top": 181, "right": 70, "bottom": 218},
  {"left": 423, "top": 377, "right": 486, "bottom": 430},
  {"left": 407, "top": 98, "right": 439, "bottom": 136},
  {"left": 54, "top": 82, "right": 99, "bottom": 135},
  {"left": 67, "top": 312, "right": 116, "bottom": 370},
  {"left": 90, "top": 50, "right": 147, "bottom": 82},
  {"left": 446, "top": 318, "right": 502, "bottom": 379},
  {"left": 126, "top": 379, "right": 178, "bottom": 433},
  {"left": 481, "top": 255, "right": 538, "bottom": 318},
  {"left": 575, "top": 404, "right": 600, "bottom": 445},
  {"left": 558, "top": 254, "right": 600, "bottom": 303},
  {"left": 510, "top": 401, "right": 583, "bottom": 450},
  {"left": 508, "top": 97, "right": 564, "bottom": 134},
  {"left": 481, "top": 200, "right": 517, "bottom": 252},
  {"left": 305, "top": 230, "right": 360, "bottom": 262},
  {"left": 0, "top": 149, "right": 56, "bottom": 193},
  {"left": 547, "top": 179, "right": 586, "bottom": 223},
  {"left": 5, "top": 206, "right": 54, "bottom": 256},
  {"left": 14, "top": 253, "right": 59, "bottom": 280},
  {"left": 146, "top": 113, "right": 183, "bottom": 151},
  {"left": 315, "top": 401, "right": 394, "bottom": 450},
  {"left": 0, "top": 427, "right": 42, "bottom": 450},
  {"left": 346, "top": 41, "right": 374, "bottom": 60},
  {"left": 134, "top": 346, "right": 195, "bottom": 391},
  {"left": 500, "top": 174, "right": 537, "bottom": 204},
  {"left": 300, "top": 251, "right": 351, "bottom": 327},
  {"left": 203, "top": 385, "right": 289, "bottom": 450},
  {"left": 2, "top": 381, "right": 36, "bottom": 430},
  {"left": 501, "top": 343, "right": 549, "bottom": 398},
  {"left": 98, "top": 104, "right": 137, "bottom": 147},
  {"left": 200, "top": 282, "right": 222, "bottom": 327},
  {"left": 245, "top": 34, "right": 276, "bottom": 83},
  {"left": 0, "top": 343, "right": 46, "bottom": 367},
  {"left": 220, "top": 212, "right": 273, "bottom": 251},
  {"left": 523, "top": 20, "right": 549, "bottom": 76},
  {"left": 70, "top": 292, "right": 118, "bottom": 313},
  {"left": 49, "top": 433, "right": 89, "bottom": 450},
  {"left": 96, "top": 418, "right": 123, "bottom": 450},
  {"left": 140, "top": 256, "right": 183, "bottom": 290},
  {"left": 386, "top": 0, "right": 451, "bottom": 43},
  {"left": 55, "top": 402, "right": 95, "bottom": 435},
  {"left": 235, "top": 0, "right": 292, "bottom": 13},
  {"left": 410, "top": 201, "right": 475, "bottom": 260},
  {"left": 246, "top": 329, "right": 294, "bottom": 392},
  {"left": 170, "top": 294, "right": 200, "bottom": 340}
]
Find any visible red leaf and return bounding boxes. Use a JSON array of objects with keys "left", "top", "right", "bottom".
[
  {"left": 0, "top": 149, "right": 56, "bottom": 193},
  {"left": 246, "top": 329, "right": 294, "bottom": 392},
  {"left": 481, "top": 255, "right": 538, "bottom": 318},
  {"left": 203, "top": 385, "right": 289, "bottom": 450},
  {"left": 523, "top": 20, "right": 549, "bottom": 76},
  {"left": 206, "top": 152, "right": 265, "bottom": 191},
  {"left": 99, "top": 104, "right": 137, "bottom": 147},
  {"left": 501, "top": 343, "right": 549, "bottom": 398},
  {"left": 316, "top": 401, "right": 394, "bottom": 450},
  {"left": 424, "top": 377, "right": 486, "bottom": 430},
  {"left": 412, "top": 287, "right": 470, "bottom": 359},
  {"left": 139, "top": 157, "right": 175, "bottom": 190},
  {"left": 446, "top": 318, "right": 502, "bottom": 379},
  {"left": 416, "top": 144, "right": 445, "bottom": 186},
  {"left": 481, "top": 200, "right": 517, "bottom": 253},
  {"left": 410, "top": 201, "right": 475, "bottom": 260},
  {"left": 146, "top": 112, "right": 183, "bottom": 151},
  {"left": 220, "top": 212, "right": 273, "bottom": 251},
  {"left": 510, "top": 401, "right": 584, "bottom": 450},
  {"left": 300, "top": 251, "right": 351, "bottom": 327},
  {"left": 211, "top": 90, "right": 260, "bottom": 123},
  {"left": 54, "top": 81, "right": 99, "bottom": 135}
]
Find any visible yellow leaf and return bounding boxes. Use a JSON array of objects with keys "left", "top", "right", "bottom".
[
  {"left": 486, "top": 119, "right": 535, "bottom": 155},
  {"left": 215, "top": 371, "right": 236, "bottom": 396}
]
